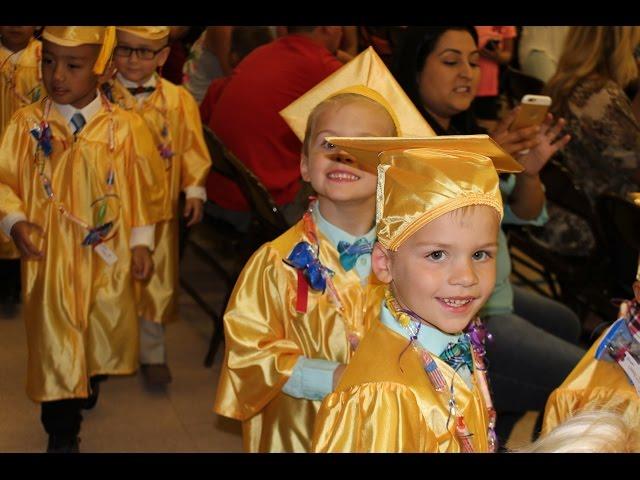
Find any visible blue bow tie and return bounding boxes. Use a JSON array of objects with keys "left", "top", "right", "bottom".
[
  {"left": 283, "top": 241, "right": 334, "bottom": 292},
  {"left": 337, "top": 238, "right": 373, "bottom": 271},
  {"left": 439, "top": 336, "right": 473, "bottom": 372}
]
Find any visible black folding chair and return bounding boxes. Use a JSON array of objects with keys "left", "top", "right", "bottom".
[
  {"left": 507, "top": 158, "right": 617, "bottom": 321},
  {"left": 596, "top": 193, "right": 640, "bottom": 299},
  {"left": 179, "top": 126, "right": 288, "bottom": 367}
]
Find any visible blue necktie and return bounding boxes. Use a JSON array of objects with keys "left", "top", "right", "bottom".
[
  {"left": 337, "top": 238, "right": 373, "bottom": 271},
  {"left": 439, "top": 336, "right": 473, "bottom": 372},
  {"left": 70, "top": 112, "right": 86, "bottom": 135}
]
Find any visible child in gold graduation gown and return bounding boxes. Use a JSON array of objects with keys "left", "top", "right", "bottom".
[
  {"left": 213, "top": 48, "right": 434, "bottom": 452},
  {"left": 311, "top": 136, "right": 523, "bottom": 453},
  {"left": 542, "top": 262, "right": 640, "bottom": 435},
  {"left": 0, "top": 26, "right": 167, "bottom": 452},
  {"left": 105, "top": 26, "right": 211, "bottom": 384},
  {"left": 0, "top": 27, "right": 45, "bottom": 296}
]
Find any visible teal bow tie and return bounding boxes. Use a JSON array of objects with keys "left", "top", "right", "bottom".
[
  {"left": 337, "top": 238, "right": 373, "bottom": 271},
  {"left": 439, "top": 336, "right": 473, "bottom": 372}
]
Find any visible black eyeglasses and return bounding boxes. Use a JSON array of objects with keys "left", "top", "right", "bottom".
[{"left": 113, "top": 45, "right": 167, "bottom": 60}]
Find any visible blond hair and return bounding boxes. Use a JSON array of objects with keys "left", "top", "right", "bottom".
[
  {"left": 302, "top": 93, "right": 397, "bottom": 156},
  {"left": 517, "top": 409, "right": 640, "bottom": 453},
  {"left": 545, "top": 26, "right": 640, "bottom": 115}
]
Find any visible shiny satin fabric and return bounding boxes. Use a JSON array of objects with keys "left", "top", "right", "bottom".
[
  {"left": 0, "top": 38, "right": 44, "bottom": 139},
  {"left": 312, "top": 319, "right": 490, "bottom": 452},
  {"left": 542, "top": 329, "right": 640, "bottom": 434},
  {"left": 279, "top": 47, "right": 435, "bottom": 141},
  {"left": 322, "top": 136, "right": 522, "bottom": 251},
  {"left": 376, "top": 150, "right": 504, "bottom": 250},
  {"left": 213, "top": 219, "right": 386, "bottom": 452},
  {"left": 41, "top": 26, "right": 116, "bottom": 76},
  {"left": 110, "top": 77, "right": 211, "bottom": 324},
  {"left": 0, "top": 99, "right": 167, "bottom": 401},
  {"left": 0, "top": 39, "right": 44, "bottom": 259}
]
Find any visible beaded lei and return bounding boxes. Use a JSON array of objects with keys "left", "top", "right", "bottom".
[
  {"left": 385, "top": 289, "right": 498, "bottom": 452},
  {"left": 0, "top": 40, "right": 42, "bottom": 106},
  {"left": 104, "top": 73, "right": 173, "bottom": 168},
  {"left": 31, "top": 94, "right": 118, "bottom": 247}
]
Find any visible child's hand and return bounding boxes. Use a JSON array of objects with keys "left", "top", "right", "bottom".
[
  {"left": 131, "top": 246, "right": 153, "bottom": 281},
  {"left": 10, "top": 220, "right": 44, "bottom": 260},
  {"left": 333, "top": 364, "right": 346, "bottom": 390},
  {"left": 183, "top": 198, "right": 204, "bottom": 227}
]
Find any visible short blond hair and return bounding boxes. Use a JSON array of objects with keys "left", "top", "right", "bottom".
[
  {"left": 517, "top": 409, "right": 640, "bottom": 453},
  {"left": 301, "top": 93, "right": 397, "bottom": 156}
]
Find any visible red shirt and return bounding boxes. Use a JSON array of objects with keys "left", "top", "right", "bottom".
[
  {"left": 200, "top": 76, "right": 231, "bottom": 125},
  {"left": 207, "top": 35, "right": 342, "bottom": 211}
]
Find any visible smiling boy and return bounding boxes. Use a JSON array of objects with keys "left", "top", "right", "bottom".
[
  {"left": 104, "top": 26, "right": 211, "bottom": 385},
  {"left": 311, "top": 136, "right": 523, "bottom": 452}
]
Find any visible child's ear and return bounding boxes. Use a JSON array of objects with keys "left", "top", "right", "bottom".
[
  {"left": 156, "top": 45, "right": 171, "bottom": 68},
  {"left": 371, "top": 242, "right": 393, "bottom": 284},
  {"left": 300, "top": 153, "right": 311, "bottom": 182}
]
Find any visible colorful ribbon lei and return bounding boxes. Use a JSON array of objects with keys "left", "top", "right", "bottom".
[{"left": 385, "top": 289, "right": 498, "bottom": 452}]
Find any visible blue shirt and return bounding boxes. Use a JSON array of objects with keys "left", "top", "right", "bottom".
[
  {"left": 379, "top": 301, "right": 473, "bottom": 389},
  {"left": 480, "top": 174, "right": 549, "bottom": 317}
]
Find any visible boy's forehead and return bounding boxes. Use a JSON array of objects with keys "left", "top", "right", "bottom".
[{"left": 116, "top": 30, "right": 165, "bottom": 47}]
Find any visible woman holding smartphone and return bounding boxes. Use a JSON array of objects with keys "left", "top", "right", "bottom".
[{"left": 392, "top": 25, "right": 584, "bottom": 447}]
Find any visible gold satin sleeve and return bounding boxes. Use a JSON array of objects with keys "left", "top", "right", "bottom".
[
  {"left": 0, "top": 116, "right": 28, "bottom": 221},
  {"left": 542, "top": 329, "right": 640, "bottom": 434},
  {"left": 177, "top": 87, "right": 211, "bottom": 191},
  {"left": 214, "top": 244, "right": 302, "bottom": 420},
  {"left": 312, "top": 382, "right": 438, "bottom": 452},
  {"left": 125, "top": 112, "right": 169, "bottom": 227},
  {"left": 0, "top": 114, "right": 30, "bottom": 256}
]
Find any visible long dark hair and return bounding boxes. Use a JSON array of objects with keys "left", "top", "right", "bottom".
[{"left": 392, "top": 26, "right": 480, "bottom": 135}]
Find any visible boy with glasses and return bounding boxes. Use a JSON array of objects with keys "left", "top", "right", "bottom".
[{"left": 104, "top": 26, "right": 211, "bottom": 386}]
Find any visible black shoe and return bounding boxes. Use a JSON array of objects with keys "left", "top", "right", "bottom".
[
  {"left": 47, "top": 435, "right": 80, "bottom": 453},
  {"left": 140, "top": 363, "right": 172, "bottom": 385},
  {"left": 82, "top": 375, "right": 108, "bottom": 410}
]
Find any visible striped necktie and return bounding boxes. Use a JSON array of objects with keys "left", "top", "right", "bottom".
[{"left": 70, "top": 112, "right": 86, "bottom": 135}]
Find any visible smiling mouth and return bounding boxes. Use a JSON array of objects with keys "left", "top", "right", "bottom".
[
  {"left": 453, "top": 86, "right": 471, "bottom": 94},
  {"left": 436, "top": 297, "right": 476, "bottom": 310},
  {"left": 327, "top": 171, "right": 360, "bottom": 182}
]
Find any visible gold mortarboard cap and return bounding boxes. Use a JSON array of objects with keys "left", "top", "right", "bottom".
[
  {"left": 325, "top": 136, "right": 522, "bottom": 251},
  {"left": 279, "top": 46, "right": 435, "bottom": 141},
  {"left": 42, "top": 26, "right": 116, "bottom": 75},
  {"left": 116, "top": 26, "right": 170, "bottom": 41},
  {"left": 325, "top": 135, "right": 523, "bottom": 175}
]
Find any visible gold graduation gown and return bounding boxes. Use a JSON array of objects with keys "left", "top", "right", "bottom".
[
  {"left": 312, "top": 320, "right": 490, "bottom": 453},
  {"left": 0, "top": 38, "right": 45, "bottom": 258},
  {"left": 213, "top": 219, "right": 385, "bottom": 452},
  {"left": 542, "top": 329, "right": 640, "bottom": 434},
  {"left": 109, "top": 77, "right": 211, "bottom": 324},
  {"left": 0, "top": 99, "right": 167, "bottom": 402}
]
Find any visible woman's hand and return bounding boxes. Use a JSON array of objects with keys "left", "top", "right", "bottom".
[{"left": 517, "top": 113, "right": 571, "bottom": 177}]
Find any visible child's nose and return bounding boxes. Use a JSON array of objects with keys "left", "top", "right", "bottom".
[
  {"left": 449, "top": 259, "right": 478, "bottom": 287},
  {"left": 329, "top": 150, "right": 356, "bottom": 165}
]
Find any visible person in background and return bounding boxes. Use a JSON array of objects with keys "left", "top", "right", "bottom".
[{"left": 472, "top": 26, "right": 517, "bottom": 122}]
